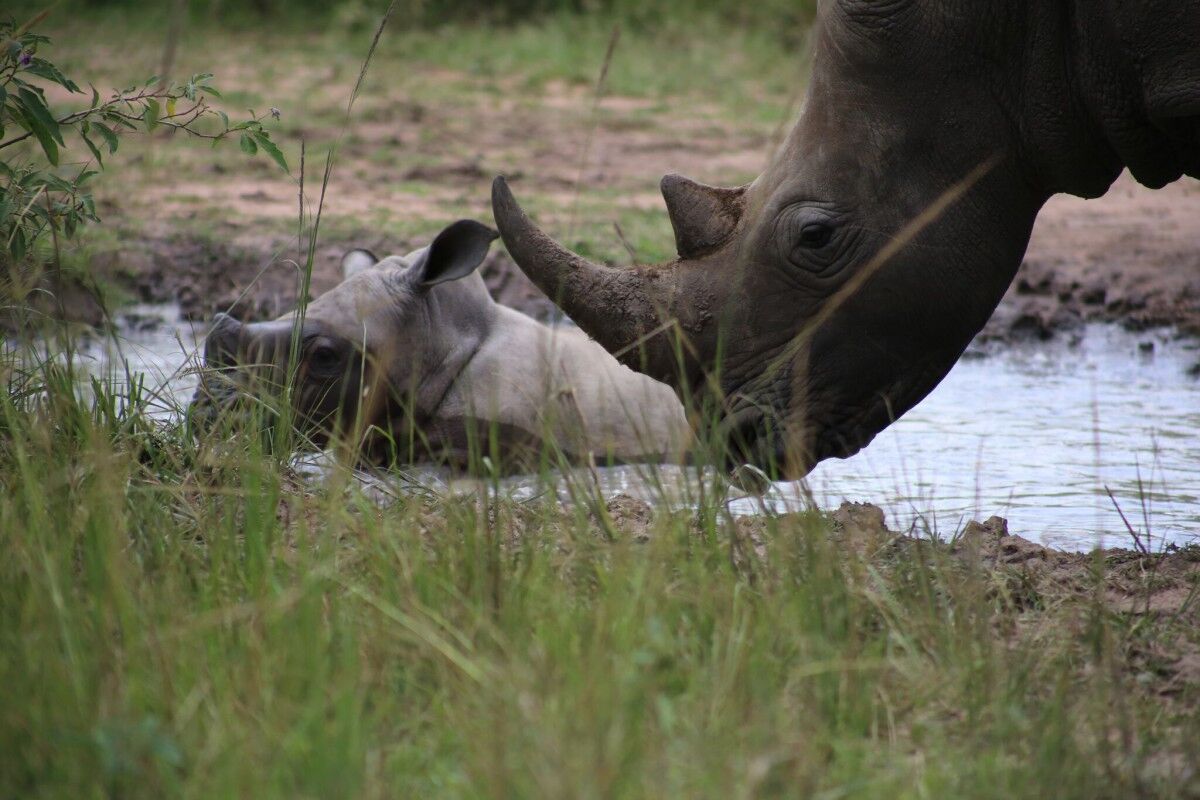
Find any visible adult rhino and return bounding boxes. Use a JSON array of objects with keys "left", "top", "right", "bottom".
[
  {"left": 492, "top": 0, "right": 1200, "bottom": 477},
  {"left": 191, "top": 220, "right": 690, "bottom": 470}
]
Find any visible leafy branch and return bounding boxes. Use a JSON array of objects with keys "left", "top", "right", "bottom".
[{"left": 0, "top": 14, "right": 289, "bottom": 265}]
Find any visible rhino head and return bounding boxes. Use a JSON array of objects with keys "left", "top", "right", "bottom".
[
  {"left": 493, "top": 0, "right": 1200, "bottom": 477},
  {"left": 191, "top": 220, "right": 498, "bottom": 461}
]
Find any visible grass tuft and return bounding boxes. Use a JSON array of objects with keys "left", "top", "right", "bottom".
[{"left": 1, "top": 346, "right": 1198, "bottom": 798}]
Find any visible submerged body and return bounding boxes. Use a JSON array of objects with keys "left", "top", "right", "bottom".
[
  {"left": 492, "top": 0, "right": 1200, "bottom": 477},
  {"left": 191, "top": 221, "right": 689, "bottom": 471},
  {"left": 411, "top": 294, "right": 693, "bottom": 466}
]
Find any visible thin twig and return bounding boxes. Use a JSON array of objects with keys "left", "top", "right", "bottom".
[
  {"left": 1105, "top": 485, "right": 1149, "bottom": 556},
  {"left": 566, "top": 24, "right": 621, "bottom": 243},
  {"left": 157, "top": 0, "right": 188, "bottom": 91},
  {"left": 612, "top": 220, "right": 637, "bottom": 263}
]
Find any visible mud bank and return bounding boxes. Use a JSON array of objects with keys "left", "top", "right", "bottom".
[
  {"left": 597, "top": 496, "right": 1200, "bottom": 697},
  {"left": 85, "top": 227, "right": 560, "bottom": 327},
  {"left": 604, "top": 494, "right": 1200, "bottom": 620}
]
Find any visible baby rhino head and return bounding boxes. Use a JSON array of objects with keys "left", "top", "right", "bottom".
[{"left": 191, "top": 219, "right": 499, "bottom": 459}]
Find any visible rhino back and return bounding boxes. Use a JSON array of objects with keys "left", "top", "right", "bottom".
[{"left": 454, "top": 307, "right": 690, "bottom": 463}]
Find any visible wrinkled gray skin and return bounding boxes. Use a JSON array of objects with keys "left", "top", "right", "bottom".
[
  {"left": 492, "top": 0, "right": 1200, "bottom": 477},
  {"left": 191, "top": 220, "right": 690, "bottom": 470}
]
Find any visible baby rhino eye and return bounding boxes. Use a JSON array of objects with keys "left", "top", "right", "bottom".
[
  {"left": 797, "top": 221, "right": 834, "bottom": 249},
  {"left": 307, "top": 343, "right": 342, "bottom": 373}
]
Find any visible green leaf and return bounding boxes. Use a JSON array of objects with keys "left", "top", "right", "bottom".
[
  {"left": 217, "top": 110, "right": 229, "bottom": 130},
  {"left": 0, "top": 84, "right": 7, "bottom": 106},
  {"left": 103, "top": 111, "right": 137, "bottom": 131},
  {"left": 17, "top": 86, "right": 64, "bottom": 144},
  {"left": 90, "top": 84, "right": 100, "bottom": 108},
  {"left": 252, "top": 132, "right": 289, "bottom": 173},
  {"left": 40, "top": 173, "right": 73, "bottom": 193},
  {"left": 27, "top": 202, "right": 53, "bottom": 228},
  {"left": 11, "top": 227, "right": 26, "bottom": 262},
  {"left": 18, "top": 169, "right": 42, "bottom": 188},
  {"left": 12, "top": 104, "right": 58, "bottom": 166},
  {"left": 144, "top": 98, "right": 160, "bottom": 132},
  {"left": 93, "top": 122, "right": 119, "bottom": 154},
  {"left": 200, "top": 85, "right": 222, "bottom": 99},
  {"left": 25, "top": 58, "right": 82, "bottom": 93},
  {"left": 238, "top": 132, "right": 257, "bottom": 156},
  {"left": 80, "top": 130, "right": 104, "bottom": 166}
]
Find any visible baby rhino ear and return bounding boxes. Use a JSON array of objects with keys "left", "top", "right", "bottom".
[
  {"left": 341, "top": 248, "right": 380, "bottom": 280},
  {"left": 414, "top": 219, "right": 499, "bottom": 288}
]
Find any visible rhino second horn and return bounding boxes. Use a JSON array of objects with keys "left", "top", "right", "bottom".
[{"left": 660, "top": 174, "right": 747, "bottom": 259}]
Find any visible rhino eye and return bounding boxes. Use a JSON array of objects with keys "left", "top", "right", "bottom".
[
  {"left": 307, "top": 343, "right": 342, "bottom": 374},
  {"left": 797, "top": 222, "right": 834, "bottom": 249},
  {"left": 779, "top": 205, "right": 845, "bottom": 272}
]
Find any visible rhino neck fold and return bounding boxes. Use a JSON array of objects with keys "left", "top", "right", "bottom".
[
  {"left": 1063, "top": 0, "right": 1200, "bottom": 191},
  {"left": 414, "top": 335, "right": 486, "bottom": 431}
]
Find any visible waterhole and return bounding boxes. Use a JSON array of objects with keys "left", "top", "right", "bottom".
[{"left": 69, "top": 307, "right": 1199, "bottom": 552}]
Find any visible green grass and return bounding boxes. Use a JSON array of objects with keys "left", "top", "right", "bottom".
[
  {"left": 28, "top": 6, "right": 804, "bottom": 110},
  {"left": 1, "top": 351, "right": 1198, "bottom": 798}
]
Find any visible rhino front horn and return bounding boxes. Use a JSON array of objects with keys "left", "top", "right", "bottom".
[
  {"left": 660, "top": 174, "right": 747, "bottom": 258},
  {"left": 491, "top": 176, "right": 682, "bottom": 382}
]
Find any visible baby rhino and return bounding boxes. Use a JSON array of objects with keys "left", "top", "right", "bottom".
[{"left": 191, "top": 220, "right": 691, "bottom": 471}]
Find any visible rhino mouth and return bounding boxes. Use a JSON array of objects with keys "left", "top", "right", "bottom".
[
  {"left": 187, "top": 366, "right": 297, "bottom": 438},
  {"left": 188, "top": 367, "right": 243, "bottom": 429},
  {"left": 189, "top": 363, "right": 358, "bottom": 457},
  {"left": 715, "top": 369, "right": 894, "bottom": 479},
  {"left": 714, "top": 395, "right": 786, "bottom": 474}
]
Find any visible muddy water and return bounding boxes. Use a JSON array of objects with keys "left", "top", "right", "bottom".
[
  {"left": 74, "top": 307, "right": 1199, "bottom": 552},
  {"left": 72, "top": 304, "right": 206, "bottom": 419}
]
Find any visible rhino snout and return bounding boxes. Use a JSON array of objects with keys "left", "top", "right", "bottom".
[{"left": 204, "top": 313, "right": 244, "bottom": 368}]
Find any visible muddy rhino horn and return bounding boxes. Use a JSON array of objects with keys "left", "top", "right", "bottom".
[
  {"left": 491, "top": 176, "right": 682, "bottom": 381},
  {"left": 660, "top": 174, "right": 746, "bottom": 258}
]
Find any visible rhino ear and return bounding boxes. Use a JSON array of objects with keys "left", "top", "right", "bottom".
[
  {"left": 414, "top": 219, "right": 499, "bottom": 288},
  {"left": 660, "top": 174, "right": 747, "bottom": 258},
  {"left": 341, "top": 248, "right": 380, "bottom": 280}
]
